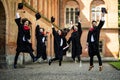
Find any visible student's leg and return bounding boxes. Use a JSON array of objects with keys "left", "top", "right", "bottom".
[
  {"left": 48, "top": 57, "right": 58, "bottom": 65},
  {"left": 42, "top": 47, "right": 47, "bottom": 60},
  {"left": 88, "top": 44, "right": 94, "bottom": 71},
  {"left": 97, "top": 53, "right": 102, "bottom": 66},
  {"left": 36, "top": 47, "right": 41, "bottom": 59},
  {"left": 59, "top": 59, "right": 62, "bottom": 66},
  {"left": 97, "top": 53, "right": 103, "bottom": 71},
  {"left": 51, "top": 57, "right": 58, "bottom": 62},
  {"left": 77, "top": 55, "right": 80, "bottom": 62},
  {"left": 90, "top": 56, "right": 94, "bottom": 66},
  {"left": 88, "top": 55, "right": 94, "bottom": 71},
  {"left": 14, "top": 51, "right": 20, "bottom": 68},
  {"left": 27, "top": 46, "right": 37, "bottom": 62}
]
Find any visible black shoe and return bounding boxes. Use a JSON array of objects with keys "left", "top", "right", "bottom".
[
  {"left": 59, "top": 61, "right": 62, "bottom": 66},
  {"left": 48, "top": 60, "right": 51, "bottom": 66},
  {"left": 14, "top": 64, "right": 17, "bottom": 69},
  {"left": 33, "top": 57, "right": 38, "bottom": 62}
]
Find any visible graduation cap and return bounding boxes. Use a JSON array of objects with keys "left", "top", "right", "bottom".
[
  {"left": 18, "top": 3, "right": 23, "bottom": 9},
  {"left": 35, "top": 13, "right": 41, "bottom": 20},
  {"left": 51, "top": 16, "right": 55, "bottom": 23},
  {"left": 101, "top": 7, "right": 107, "bottom": 13}
]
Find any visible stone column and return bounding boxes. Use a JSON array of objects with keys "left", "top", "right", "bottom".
[
  {"left": 48, "top": 0, "right": 52, "bottom": 19},
  {"left": 54, "top": 0, "right": 59, "bottom": 25},
  {"left": 37, "top": 0, "right": 40, "bottom": 12},
  {"left": 30, "top": 0, "right": 33, "bottom": 7},
  {"left": 44, "top": 0, "right": 48, "bottom": 17},
  {"left": 39, "top": 0, "right": 43, "bottom": 14},
  {"left": 59, "top": 0, "right": 62, "bottom": 27},
  {"left": 51, "top": 0, "right": 55, "bottom": 17}
]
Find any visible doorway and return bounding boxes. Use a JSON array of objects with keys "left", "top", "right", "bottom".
[{"left": 0, "top": 1, "right": 6, "bottom": 68}]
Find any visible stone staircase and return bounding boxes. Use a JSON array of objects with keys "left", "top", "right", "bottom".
[{"left": 22, "top": 1, "right": 59, "bottom": 29}]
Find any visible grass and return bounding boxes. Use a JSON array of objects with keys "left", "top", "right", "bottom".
[{"left": 109, "top": 61, "right": 120, "bottom": 70}]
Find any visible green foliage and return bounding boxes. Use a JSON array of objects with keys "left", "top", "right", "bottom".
[
  {"left": 109, "top": 61, "right": 120, "bottom": 70},
  {"left": 118, "top": 2, "right": 120, "bottom": 27},
  {"left": 119, "top": 0, "right": 120, "bottom": 4},
  {"left": 119, "top": 19, "right": 120, "bottom": 27}
]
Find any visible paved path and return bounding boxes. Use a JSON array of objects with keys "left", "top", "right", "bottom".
[{"left": 0, "top": 61, "right": 120, "bottom": 80}]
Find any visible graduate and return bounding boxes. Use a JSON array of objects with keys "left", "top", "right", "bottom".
[
  {"left": 86, "top": 8, "right": 107, "bottom": 71},
  {"left": 14, "top": 3, "right": 37, "bottom": 68},
  {"left": 68, "top": 11, "right": 82, "bottom": 63},
  {"left": 35, "top": 27, "right": 47, "bottom": 61},
  {"left": 48, "top": 17, "right": 67, "bottom": 66}
]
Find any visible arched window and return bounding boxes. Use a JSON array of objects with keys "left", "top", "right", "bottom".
[
  {"left": 91, "top": 7, "right": 101, "bottom": 22},
  {"left": 91, "top": 0, "right": 105, "bottom": 23},
  {"left": 65, "top": 1, "right": 79, "bottom": 28},
  {"left": 65, "top": 8, "right": 78, "bottom": 24}
]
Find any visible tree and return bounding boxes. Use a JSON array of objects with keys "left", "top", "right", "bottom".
[
  {"left": 118, "top": 1, "right": 120, "bottom": 27},
  {"left": 118, "top": 0, "right": 120, "bottom": 60}
]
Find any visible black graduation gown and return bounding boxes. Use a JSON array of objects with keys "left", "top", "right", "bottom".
[
  {"left": 62, "top": 37, "right": 68, "bottom": 55},
  {"left": 87, "top": 20, "right": 105, "bottom": 57},
  {"left": 15, "top": 18, "right": 30, "bottom": 52},
  {"left": 35, "top": 25, "right": 47, "bottom": 60},
  {"left": 52, "top": 28, "right": 64, "bottom": 60},
  {"left": 23, "top": 26, "right": 33, "bottom": 52},
  {"left": 68, "top": 22, "right": 82, "bottom": 59}
]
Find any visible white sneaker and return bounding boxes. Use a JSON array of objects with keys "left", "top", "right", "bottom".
[
  {"left": 75, "top": 58, "right": 77, "bottom": 63},
  {"left": 79, "top": 61, "right": 82, "bottom": 67},
  {"left": 75, "top": 60, "right": 77, "bottom": 63},
  {"left": 38, "top": 57, "right": 43, "bottom": 63}
]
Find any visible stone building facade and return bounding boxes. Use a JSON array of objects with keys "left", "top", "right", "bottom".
[{"left": 0, "top": 0, "right": 119, "bottom": 68}]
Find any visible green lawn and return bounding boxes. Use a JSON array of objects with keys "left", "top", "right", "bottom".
[{"left": 109, "top": 61, "right": 120, "bottom": 70}]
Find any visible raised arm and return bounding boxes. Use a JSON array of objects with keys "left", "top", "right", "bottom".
[
  {"left": 35, "top": 25, "right": 40, "bottom": 39},
  {"left": 77, "top": 16, "right": 82, "bottom": 35},
  {"left": 52, "top": 25, "right": 58, "bottom": 37},
  {"left": 97, "top": 13, "right": 105, "bottom": 30},
  {"left": 15, "top": 12, "right": 21, "bottom": 27}
]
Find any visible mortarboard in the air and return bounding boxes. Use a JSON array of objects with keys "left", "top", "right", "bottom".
[
  {"left": 51, "top": 16, "right": 55, "bottom": 23},
  {"left": 18, "top": 3, "right": 23, "bottom": 9},
  {"left": 35, "top": 13, "right": 41, "bottom": 20},
  {"left": 101, "top": 7, "right": 107, "bottom": 13}
]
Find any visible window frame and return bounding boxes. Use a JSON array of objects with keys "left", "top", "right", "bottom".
[{"left": 65, "top": 7, "right": 79, "bottom": 28}]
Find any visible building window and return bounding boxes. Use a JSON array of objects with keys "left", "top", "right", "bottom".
[
  {"left": 91, "top": 0, "right": 105, "bottom": 23},
  {"left": 75, "top": 8, "right": 79, "bottom": 23},
  {"left": 91, "top": 6, "right": 101, "bottom": 22},
  {"left": 66, "top": 8, "right": 69, "bottom": 24},
  {"left": 99, "top": 41, "right": 103, "bottom": 54},
  {"left": 70, "top": 8, "right": 74, "bottom": 23},
  {"left": 65, "top": 7, "right": 79, "bottom": 27}
]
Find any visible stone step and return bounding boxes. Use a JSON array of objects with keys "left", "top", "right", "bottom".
[
  {"left": 0, "top": 55, "right": 8, "bottom": 69},
  {"left": 63, "top": 56, "right": 119, "bottom": 62}
]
